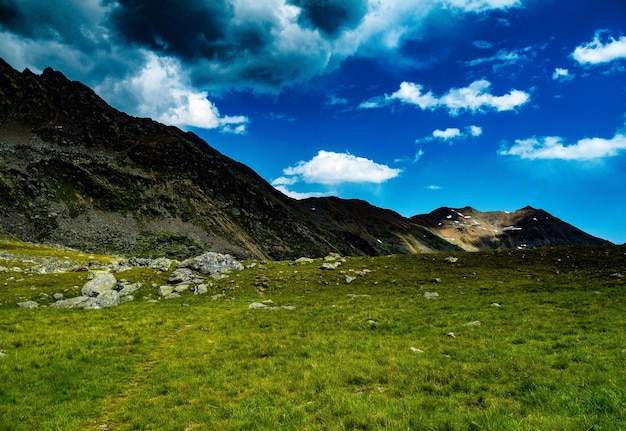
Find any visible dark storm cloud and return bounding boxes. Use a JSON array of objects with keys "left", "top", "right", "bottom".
[
  {"left": 0, "top": 0, "right": 22, "bottom": 33},
  {"left": 289, "top": 0, "right": 368, "bottom": 36},
  {"left": 106, "top": 0, "right": 234, "bottom": 60}
]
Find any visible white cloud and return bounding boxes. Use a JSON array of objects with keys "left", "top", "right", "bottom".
[
  {"left": 379, "top": 79, "right": 529, "bottom": 115},
  {"left": 552, "top": 68, "right": 572, "bottom": 81},
  {"left": 468, "top": 125, "right": 483, "bottom": 136},
  {"left": 499, "top": 133, "right": 626, "bottom": 160},
  {"left": 95, "top": 52, "right": 248, "bottom": 132},
  {"left": 282, "top": 150, "right": 401, "bottom": 185},
  {"left": 271, "top": 176, "right": 299, "bottom": 186},
  {"left": 433, "top": 128, "right": 462, "bottom": 140},
  {"left": 573, "top": 31, "right": 626, "bottom": 65},
  {"left": 443, "top": 0, "right": 521, "bottom": 12},
  {"left": 273, "top": 185, "right": 329, "bottom": 200},
  {"left": 466, "top": 48, "right": 523, "bottom": 69},
  {"left": 427, "top": 184, "right": 442, "bottom": 190}
]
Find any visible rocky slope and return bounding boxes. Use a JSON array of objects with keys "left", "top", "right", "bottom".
[
  {"left": 0, "top": 59, "right": 357, "bottom": 259},
  {"left": 411, "top": 206, "right": 611, "bottom": 251},
  {"left": 0, "top": 59, "right": 610, "bottom": 258}
]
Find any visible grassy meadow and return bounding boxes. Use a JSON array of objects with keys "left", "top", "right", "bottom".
[{"left": 0, "top": 237, "right": 625, "bottom": 430}]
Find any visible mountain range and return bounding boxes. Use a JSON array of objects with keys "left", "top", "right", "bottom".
[{"left": 0, "top": 59, "right": 610, "bottom": 259}]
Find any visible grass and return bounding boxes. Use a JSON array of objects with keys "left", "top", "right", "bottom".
[{"left": 0, "top": 239, "right": 625, "bottom": 430}]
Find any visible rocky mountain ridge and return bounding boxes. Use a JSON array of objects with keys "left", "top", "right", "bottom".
[{"left": 0, "top": 59, "right": 610, "bottom": 258}]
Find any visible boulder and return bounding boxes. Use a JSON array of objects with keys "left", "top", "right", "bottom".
[
  {"left": 158, "top": 285, "right": 175, "bottom": 297},
  {"left": 95, "top": 290, "right": 120, "bottom": 308},
  {"left": 168, "top": 268, "right": 206, "bottom": 285},
  {"left": 179, "top": 252, "right": 243, "bottom": 274},
  {"left": 51, "top": 296, "right": 93, "bottom": 309},
  {"left": 117, "top": 281, "right": 142, "bottom": 296},
  {"left": 17, "top": 300, "right": 39, "bottom": 309},
  {"left": 81, "top": 271, "right": 117, "bottom": 297},
  {"left": 194, "top": 284, "right": 209, "bottom": 295},
  {"left": 150, "top": 257, "right": 174, "bottom": 272}
]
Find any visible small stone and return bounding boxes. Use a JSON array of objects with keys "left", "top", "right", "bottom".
[
  {"left": 465, "top": 321, "right": 482, "bottom": 326},
  {"left": 366, "top": 319, "right": 377, "bottom": 326},
  {"left": 281, "top": 305, "right": 296, "bottom": 311},
  {"left": 447, "top": 332, "right": 456, "bottom": 338},
  {"left": 491, "top": 302, "right": 501, "bottom": 307},
  {"left": 157, "top": 285, "right": 175, "bottom": 297},
  {"left": 211, "top": 293, "right": 226, "bottom": 300},
  {"left": 249, "top": 302, "right": 271, "bottom": 309},
  {"left": 53, "top": 293, "right": 64, "bottom": 300},
  {"left": 194, "top": 284, "right": 209, "bottom": 295},
  {"left": 0, "top": 351, "right": 6, "bottom": 358},
  {"left": 430, "top": 278, "right": 442, "bottom": 284},
  {"left": 164, "top": 292, "right": 181, "bottom": 299},
  {"left": 173, "top": 284, "right": 189, "bottom": 293},
  {"left": 320, "top": 262, "right": 340, "bottom": 270},
  {"left": 409, "top": 347, "right": 424, "bottom": 353},
  {"left": 423, "top": 292, "right": 439, "bottom": 299},
  {"left": 17, "top": 300, "right": 39, "bottom": 309},
  {"left": 345, "top": 276, "right": 355, "bottom": 284}
]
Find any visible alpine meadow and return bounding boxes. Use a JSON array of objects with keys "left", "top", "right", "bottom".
[{"left": 1, "top": 236, "right": 625, "bottom": 430}]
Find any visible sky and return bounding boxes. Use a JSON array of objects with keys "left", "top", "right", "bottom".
[{"left": 1, "top": 0, "right": 626, "bottom": 244}]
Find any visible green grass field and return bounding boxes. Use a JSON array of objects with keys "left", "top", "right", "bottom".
[{"left": 1, "top": 238, "right": 625, "bottom": 430}]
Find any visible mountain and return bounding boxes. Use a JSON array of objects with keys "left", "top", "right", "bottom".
[
  {"left": 0, "top": 59, "right": 610, "bottom": 258},
  {"left": 411, "top": 206, "right": 611, "bottom": 251},
  {"left": 294, "top": 197, "right": 462, "bottom": 254},
  {"left": 0, "top": 59, "right": 354, "bottom": 259}
]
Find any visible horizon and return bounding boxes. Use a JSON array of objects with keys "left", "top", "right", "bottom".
[{"left": 1, "top": 0, "right": 625, "bottom": 244}]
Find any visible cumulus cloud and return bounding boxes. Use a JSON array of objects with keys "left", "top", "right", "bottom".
[
  {"left": 433, "top": 128, "right": 462, "bottom": 140},
  {"left": 365, "top": 79, "right": 529, "bottom": 114},
  {"left": 468, "top": 125, "right": 483, "bottom": 136},
  {"left": 95, "top": 53, "right": 248, "bottom": 132},
  {"left": 499, "top": 132, "right": 626, "bottom": 160},
  {"left": 572, "top": 31, "right": 626, "bottom": 65},
  {"left": 552, "top": 67, "right": 572, "bottom": 81},
  {"left": 418, "top": 125, "right": 482, "bottom": 143},
  {"left": 280, "top": 150, "right": 401, "bottom": 185},
  {"left": 0, "top": 0, "right": 525, "bottom": 131}
]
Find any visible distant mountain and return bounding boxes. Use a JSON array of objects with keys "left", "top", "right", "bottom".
[
  {"left": 411, "top": 206, "right": 611, "bottom": 251},
  {"left": 295, "top": 197, "right": 462, "bottom": 254},
  {"left": 0, "top": 59, "right": 610, "bottom": 258}
]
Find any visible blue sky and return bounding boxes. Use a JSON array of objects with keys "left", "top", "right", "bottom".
[{"left": 1, "top": 0, "right": 626, "bottom": 243}]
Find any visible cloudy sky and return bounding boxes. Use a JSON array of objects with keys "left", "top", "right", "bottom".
[{"left": 1, "top": 0, "right": 626, "bottom": 244}]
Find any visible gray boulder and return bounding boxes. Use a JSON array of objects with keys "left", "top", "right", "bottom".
[
  {"left": 158, "top": 285, "right": 175, "bottom": 297},
  {"left": 82, "top": 271, "right": 117, "bottom": 297},
  {"left": 95, "top": 290, "right": 120, "bottom": 308},
  {"left": 179, "top": 252, "right": 243, "bottom": 274},
  {"left": 168, "top": 268, "right": 206, "bottom": 285},
  {"left": 194, "top": 284, "right": 209, "bottom": 295},
  {"left": 51, "top": 296, "right": 93, "bottom": 309},
  {"left": 117, "top": 281, "right": 142, "bottom": 297},
  {"left": 17, "top": 300, "right": 39, "bottom": 309}
]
